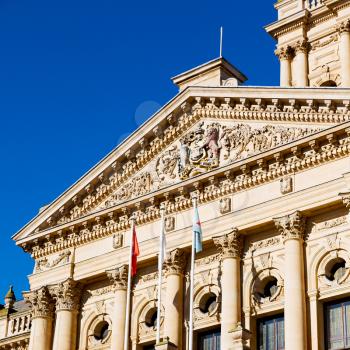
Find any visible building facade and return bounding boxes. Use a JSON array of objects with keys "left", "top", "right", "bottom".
[{"left": 1, "top": 0, "right": 350, "bottom": 349}]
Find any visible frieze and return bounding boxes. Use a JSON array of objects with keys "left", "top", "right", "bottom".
[
  {"left": 35, "top": 250, "right": 71, "bottom": 272},
  {"left": 249, "top": 236, "right": 281, "bottom": 252},
  {"left": 195, "top": 254, "right": 221, "bottom": 267},
  {"left": 314, "top": 216, "right": 347, "bottom": 232}
]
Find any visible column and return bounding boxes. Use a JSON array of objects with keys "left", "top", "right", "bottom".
[
  {"left": 214, "top": 228, "right": 249, "bottom": 350},
  {"left": 274, "top": 211, "right": 307, "bottom": 350},
  {"left": 293, "top": 40, "right": 309, "bottom": 87},
  {"left": 163, "top": 248, "right": 186, "bottom": 349},
  {"left": 338, "top": 20, "right": 350, "bottom": 87},
  {"left": 24, "top": 286, "right": 54, "bottom": 350},
  {"left": 52, "top": 278, "right": 82, "bottom": 350},
  {"left": 107, "top": 265, "right": 128, "bottom": 350},
  {"left": 275, "top": 46, "right": 293, "bottom": 87}
]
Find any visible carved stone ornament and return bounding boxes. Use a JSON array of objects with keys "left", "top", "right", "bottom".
[
  {"left": 24, "top": 286, "right": 54, "bottom": 319},
  {"left": 213, "top": 228, "right": 241, "bottom": 259},
  {"left": 112, "top": 232, "right": 123, "bottom": 249},
  {"left": 274, "top": 46, "right": 293, "bottom": 60},
  {"left": 219, "top": 197, "right": 231, "bottom": 214},
  {"left": 280, "top": 176, "right": 293, "bottom": 195},
  {"left": 35, "top": 250, "right": 71, "bottom": 272},
  {"left": 273, "top": 211, "right": 306, "bottom": 242},
  {"left": 337, "top": 19, "right": 350, "bottom": 34},
  {"left": 164, "top": 248, "right": 186, "bottom": 275},
  {"left": 51, "top": 278, "right": 82, "bottom": 312},
  {"left": 106, "top": 264, "right": 128, "bottom": 291},
  {"left": 164, "top": 216, "right": 175, "bottom": 232},
  {"left": 339, "top": 191, "right": 350, "bottom": 209}
]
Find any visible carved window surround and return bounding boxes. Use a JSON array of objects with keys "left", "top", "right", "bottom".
[{"left": 21, "top": 121, "right": 350, "bottom": 259}]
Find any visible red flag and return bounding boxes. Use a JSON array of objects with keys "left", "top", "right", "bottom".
[{"left": 131, "top": 225, "right": 140, "bottom": 277}]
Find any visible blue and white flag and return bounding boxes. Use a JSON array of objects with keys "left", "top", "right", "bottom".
[{"left": 193, "top": 206, "right": 203, "bottom": 253}]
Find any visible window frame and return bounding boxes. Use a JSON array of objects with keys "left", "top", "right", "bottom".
[
  {"left": 324, "top": 298, "right": 350, "bottom": 350},
  {"left": 257, "top": 313, "right": 285, "bottom": 350}
]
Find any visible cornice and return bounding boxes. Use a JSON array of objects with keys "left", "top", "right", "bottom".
[
  {"left": 265, "top": 10, "right": 309, "bottom": 39},
  {"left": 13, "top": 87, "right": 350, "bottom": 244},
  {"left": 18, "top": 120, "right": 350, "bottom": 258}
]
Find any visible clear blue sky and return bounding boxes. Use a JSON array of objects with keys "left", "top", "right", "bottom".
[{"left": 0, "top": 0, "right": 278, "bottom": 300}]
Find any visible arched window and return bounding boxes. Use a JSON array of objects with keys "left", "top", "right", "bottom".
[{"left": 320, "top": 80, "right": 337, "bottom": 87}]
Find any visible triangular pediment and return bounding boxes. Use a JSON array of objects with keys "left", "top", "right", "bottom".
[
  {"left": 94, "top": 119, "right": 323, "bottom": 211},
  {"left": 13, "top": 85, "right": 350, "bottom": 243}
]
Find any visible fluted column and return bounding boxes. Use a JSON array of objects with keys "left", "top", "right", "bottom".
[
  {"left": 338, "top": 20, "right": 350, "bottom": 87},
  {"left": 275, "top": 46, "right": 293, "bottom": 87},
  {"left": 274, "top": 211, "right": 307, "bottom": 350},
  {"left": 214, "top": 228, "right": 242, "bottom": 350},
  {"left": 52, "top": 278, "right": 82, "bottom": 350},
  {"left": 163, "top": 248, "right": 186, "bottom": 349},
  {"left": 293, "top": 40, "right": 309, "bottom": 87},
  {"left": 107, "top": 265, "right": 128, "bottom": 350},
  {"left": 24, "top": 286, "right": 54, "bottom": 350}
]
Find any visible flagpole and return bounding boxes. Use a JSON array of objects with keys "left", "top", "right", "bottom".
[
  {"left": 189, "top": 194, "right": 197, "bottom": 350},
  {"left": 156, "top": 204, "right": 166, "bottom": 344},
  {"left": 124, "top": 215, "right": 135, "bottom": 350}
]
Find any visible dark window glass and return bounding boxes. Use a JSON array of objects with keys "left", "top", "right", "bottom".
[
  {"left": 143, "top": 346, "right": 155, "bottom": 350},
  {"left": 258, "top": 315, "right": 284, "bottom": 350},
  {"left": 198, "top": 329, "right": 221, "bottom": 350},
  {"left": 325, "top": 299, "right": 350, "bottom": 349}
]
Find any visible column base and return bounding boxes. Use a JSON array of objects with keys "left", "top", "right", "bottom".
[
  {"left": 155, "top": 338, "right": 177, "bottom": 350},
  {"left": 229, "top": 324, "right": 251, "bottom": 350}
]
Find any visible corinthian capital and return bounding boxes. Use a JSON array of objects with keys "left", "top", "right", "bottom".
[
  {"left": 213, "top": 228, "right": 241, "bottom": 259},
  {"left": 164, "top": 248, "right": 186, "bottom": 276},
  {"left": 51, "top": 278, "right": 82, "bottom": 312},
  {"left": 273, "top": 211, "right": 305, "bottom": 242},
  {"left": 23, "top": 286, "right": 54, "bottom": 319},
  {"left": 275, "top": 46, "right": 293, "bottom": 60},
  {"left": 337, "top": 19, "right": 350, "bottom": 34},
  {"left": 106, "top": 265, "right": 128, "bottom": 291},
  {"left": 293, "top": 40, "right": 309, "bottom": 54}
]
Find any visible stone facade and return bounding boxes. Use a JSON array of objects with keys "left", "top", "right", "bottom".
[{"left": 1, "top": 1, "right": 350, "bottom": 349}]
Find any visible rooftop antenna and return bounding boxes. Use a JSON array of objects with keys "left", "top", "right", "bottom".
[{"left": 220, "top": 26, "right": 223, "bottom": 57}]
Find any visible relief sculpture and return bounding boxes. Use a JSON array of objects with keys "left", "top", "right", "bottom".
[{"left": 99, "top": 121, "right": 320, "bottom": 206}]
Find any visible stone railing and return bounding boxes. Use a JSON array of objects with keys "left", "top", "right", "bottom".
[
  {"left": 305, "top": 0, "right": 323, "bottom": 10},
  {"left": 6, "top": 313, "right": 31, "bottom": 337}
]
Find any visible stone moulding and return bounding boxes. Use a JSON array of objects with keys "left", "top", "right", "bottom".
[
  {"left": 20, "top": 120, "right": 350, "bottom": 259},
  {"left": 30, "top": 95, "right": 350, "bottom": 236}
]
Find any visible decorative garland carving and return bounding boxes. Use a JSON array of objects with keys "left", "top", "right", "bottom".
[{"left": 35, "top": 250, "right": 71, "bottom": 272}]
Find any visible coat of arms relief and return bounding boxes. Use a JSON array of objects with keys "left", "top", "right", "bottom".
[{"left": 98, "top": 121, "right": 321, "bottom": 209}]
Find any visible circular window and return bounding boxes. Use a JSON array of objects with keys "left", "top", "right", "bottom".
[
  {"left": 93, "top": 321, "right": 109, "bottom": 341},
  {"left": 326, "top": 258, "right": 347, "bottom": 282},
  {"left": 256, "top": 276, "right": 278, "bottom": 299},
  {"left": 199, "top": 293, "right": 218, "bottom": 314},
  {"left": 145, "top": 308, "right": 158, "bottom": 328}
]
